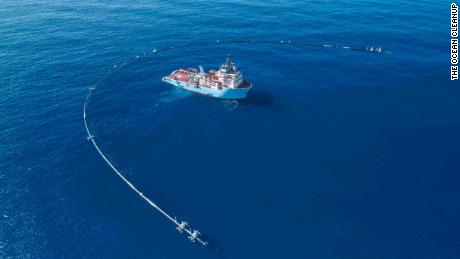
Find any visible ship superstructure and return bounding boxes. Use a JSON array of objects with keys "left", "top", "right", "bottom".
[{"left": 162, "top": 56, "right": 251, "bottom": 99}]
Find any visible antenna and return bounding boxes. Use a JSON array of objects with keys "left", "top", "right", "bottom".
[{"left": 226, "top": 54, "right": 232, "bottom": 66}]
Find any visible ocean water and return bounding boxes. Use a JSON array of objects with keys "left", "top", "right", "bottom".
[{"left": 1, "top": 0, "right": 459, "bottom": 258}]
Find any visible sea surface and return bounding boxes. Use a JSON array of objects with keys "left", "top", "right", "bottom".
[{"left": 1, "top": 0, "right": 459, "bottom": 258}]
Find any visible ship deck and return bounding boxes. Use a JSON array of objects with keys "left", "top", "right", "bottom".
[{"left": 167, "top": 69, "right": 198, "bottom": 85}]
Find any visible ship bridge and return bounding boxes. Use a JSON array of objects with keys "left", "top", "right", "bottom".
[{"left": 217, "top": 56, "right": 244, "bottom": 88}]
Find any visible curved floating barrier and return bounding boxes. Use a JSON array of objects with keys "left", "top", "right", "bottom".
[
  {"left": 82, "top": 39, "right": 389, "bottom": 247},
  {"left": 83, "top": 71, "right": 208, "bottom": 246}
]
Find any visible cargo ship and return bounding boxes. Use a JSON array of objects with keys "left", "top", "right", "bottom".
[{"left": 162, "top": 56, "right": 252, "bottom": 99}]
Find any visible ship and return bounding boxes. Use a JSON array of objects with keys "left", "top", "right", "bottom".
[{"left": 162, "top": 56, "right": 252, "bottom": 99}]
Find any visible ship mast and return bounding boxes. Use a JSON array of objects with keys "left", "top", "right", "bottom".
[
  {"left": 219, "top": 54, "right": 234, "bottom": 73},
  {"left": 198, "top": 65, "right": 205, "bottom": 85},
  {"left": 225, "top": 55, "right": 232, "bottom": 68}
]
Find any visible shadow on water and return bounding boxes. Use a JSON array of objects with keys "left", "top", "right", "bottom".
[
  {"left": 240, "top": 90, "right": 275, "bottom": 107},
  {"left": 173, "top": 89, "right": 276, "bottom": 110}
]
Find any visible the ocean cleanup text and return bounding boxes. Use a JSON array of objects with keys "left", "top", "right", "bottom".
[{"left": 452, "top": 3, "right": 458, "bottom": 80}]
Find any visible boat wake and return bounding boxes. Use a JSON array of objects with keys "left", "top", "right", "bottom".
[{"left": 222, "top": 100, "right": 239, "bottom": 111}]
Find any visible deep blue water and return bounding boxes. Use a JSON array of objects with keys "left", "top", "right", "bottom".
[{"left": 1, "top": 0, "right": 459, "bottom": 258}]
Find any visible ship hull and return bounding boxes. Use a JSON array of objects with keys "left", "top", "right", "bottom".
[{"left": 162, "top": 77, "right": 251, "bottom": 99}]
